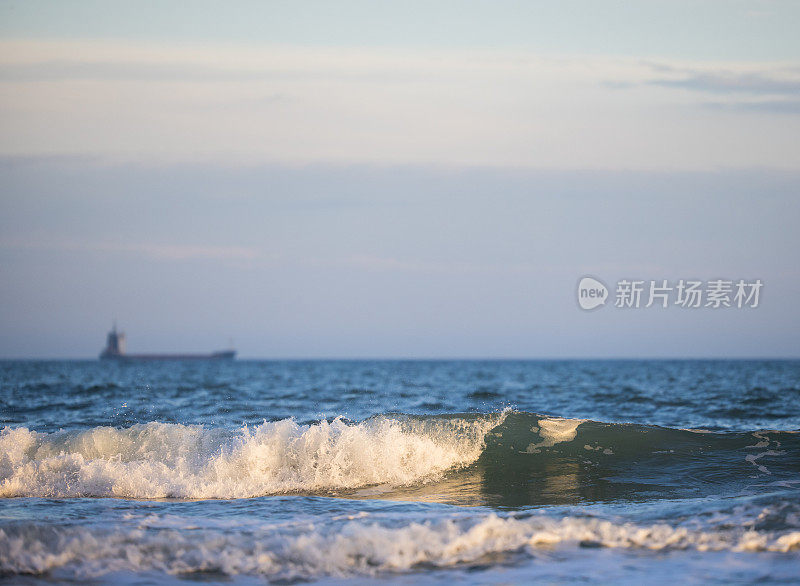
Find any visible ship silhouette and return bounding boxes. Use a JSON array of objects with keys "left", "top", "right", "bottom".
[{"left": 99, "top": 324, "right": 235, "bottom": 361}]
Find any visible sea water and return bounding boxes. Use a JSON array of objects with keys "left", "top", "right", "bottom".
[{"left": 1, "top": 359, "right": 798, "bottom": 583}]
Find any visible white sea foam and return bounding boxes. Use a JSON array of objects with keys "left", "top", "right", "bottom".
[
  {"left": 1, "top": 512, "right": 798, "bottom": 579},
  {"left": 0, "top": 414, "right": 505, "bottom": 499},
  {"left": 525, "top": 417, "right": 586, "bottom": 453}
]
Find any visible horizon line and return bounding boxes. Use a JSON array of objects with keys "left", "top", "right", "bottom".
[{"left": 2, "top": 356, "right": 799, "bottom": 362}]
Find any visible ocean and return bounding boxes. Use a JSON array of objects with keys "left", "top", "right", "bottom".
[{"left": 1, "top": 359, "right": 798, "bottom": 584}]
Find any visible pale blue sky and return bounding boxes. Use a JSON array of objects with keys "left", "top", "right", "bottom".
[
  {"left": 2, "top": 0, "right": 799, "bottom": 60},
  {"left": 0, "top": 1, "right": 798, "bottom": 357}
]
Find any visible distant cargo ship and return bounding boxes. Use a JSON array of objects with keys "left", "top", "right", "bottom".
[{"left": 99, "top": 325, "right": 235, "bottom": 361}]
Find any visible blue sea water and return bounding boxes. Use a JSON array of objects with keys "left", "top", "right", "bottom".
[{"left": 1, "top": 359, "right": 799, "bottom": 583}]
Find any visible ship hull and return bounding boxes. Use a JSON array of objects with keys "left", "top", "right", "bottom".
[
  {"left": 100, "top": 350, "right": 236, "bottom": 361},
  {"left": 99, "top": 326, "right": 236, "bottom": 361}
]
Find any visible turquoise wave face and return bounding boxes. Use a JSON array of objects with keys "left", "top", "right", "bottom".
[{"left": 476, "top": 412, "right": 800, "bottom": 507}]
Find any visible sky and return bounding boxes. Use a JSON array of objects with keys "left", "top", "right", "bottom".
[{"left": 0, "top": 1, "right": 799, "bottom": 358}]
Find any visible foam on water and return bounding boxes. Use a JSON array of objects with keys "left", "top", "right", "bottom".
[
  {"left": 2, "top": 510, "right": 798, "bottom": 579},
  {"left": 525, "top": 417, "right": 586, "bottom": 452},
  {"left": 0, "top": 413, "right": 506, "bottom": 499}
]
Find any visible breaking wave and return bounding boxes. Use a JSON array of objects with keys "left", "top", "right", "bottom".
[
  {"left": 0, "top": 413, "right": 505, "bottom": 499},
  {"left": 1, "top": 411, "right": 798, "bottom": 501}
]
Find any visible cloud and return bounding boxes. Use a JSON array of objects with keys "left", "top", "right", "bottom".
[
  {"left": 648, "top": 70, "right": 800, "bottom": 95},
  {"left": 1, "top": 40, "right": 799, "bottom": 170},
  {"left": 704, "top": 99, "right": 800, "bottom": 115},
  {"left": 339, "top": 254, "right": 542, "bottom": 274},
  {"left": 0, "top": 59, "right": 441, "bottom": 84},
  {"left": 0, "top": 239, "right": 261, "bottom": 262},
  {"left": 0, "top": 60, "right": 279, "bottom": 82},
  {"left": 133, "top": 244, "right": 260, "bottom": 261},
  {"left": 606, "top": 62, "right": 800, "bottom": 116},
  {"left": 606, "top": 61, "right": 800, "bottom": 97},
  {"left": 599, "top": 80, "right": 636, "bottom": 89}
]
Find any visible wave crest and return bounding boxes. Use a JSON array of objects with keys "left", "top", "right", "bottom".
[{"left": 0, "top": 413, "right": 506, "bottom": 499}]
